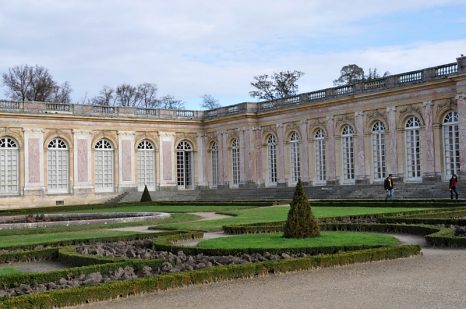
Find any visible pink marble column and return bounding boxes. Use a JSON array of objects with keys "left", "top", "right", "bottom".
[
  {"left": 325, "top": 116, "right": 336, "bottom": 183},
  {"left": 299, "top": 120, "right": 310, "bottom": 182},
  {"left": 276, "top": 124, "right": 286, "bottom": 184},
  {"left": 354, "top": 112, "right": 366, "bottom": 182},
  {"left": 196, "top": 133, "right": 207, "bottom": 187},
  {"left": 457, "top": 94, "right": 466, "bottom": 175},
  {"left": 239, "top": 128, "right": 246, "bottom": 185},
  {"left": 423, "top": 101, "right": 435, "bottom": 178},
  {"left": 254, "top": 127, "right": 263, "bottom": 185},
  {"left": 219, "top": 131, "right": 227, "bottom": 186},
  {"left": 387, "top": 107, "right": 398, "bottom": 177}
]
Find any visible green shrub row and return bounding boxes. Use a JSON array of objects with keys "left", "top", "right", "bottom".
[
  {"left": 0, "top": 245, "right": 420, "bottom": 309},
  {"left": 381, "top": 217, "right": 466, "bottom": 225},
  {"left": 0, "top": 247, "right": 163, "bottom": 288},
  {"left": 0, "top": 248, "right": 58, "bottom": 264},
  {"left": 311, "top": 200, "right": 466, "bottom": 208}
]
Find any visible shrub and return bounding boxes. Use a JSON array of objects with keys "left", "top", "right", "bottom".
[
  {"left": 283, "top": 180, "right": 320, "bottom": 238},
  {"left": 140, "top": 185, "right": 152, "bottom": 202}
]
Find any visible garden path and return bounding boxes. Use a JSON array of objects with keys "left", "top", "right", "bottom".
[{"left": 72, "top": 247, "right": 466, "bottom": 309}]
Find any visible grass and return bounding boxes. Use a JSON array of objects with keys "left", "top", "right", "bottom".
[
  {"left": 0, "top": 213, "right": 198, "bottom": 237},
  {"left": 0, "top": 230, "right": 138, "bottom": 249},
  {"left": 154, "top": 206, "right": 428, "bottom": 232},
  {"left": 0, "top": 266, "right": 25, "bottom": 277},
  {"left": 196, "top": 231, "right": 399, "bottom": 249}
]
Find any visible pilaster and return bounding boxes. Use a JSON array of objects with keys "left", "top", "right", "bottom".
[
  {"left": 158, "top": 132, "right": 176, "bottom": 187},
  {"left": 299, "top": 120, "right": 310, "bottom": 182},
  {"left": 354, "top": 111, "right": 366, "bottom": 183},
  {"left": 325, "top": 116, "right": 336, "bottom": 183},
  {"left": 72, "top": 129, "right": 92, "bottom": 191},
  {"left": 387, "top": 107, "right": 398, "bottom": 177},
  {"left": 422, "top": 101, "right": 437, "bottom": 179},
  {"left": 457, "top": 93, "right": 466, "bottom": 175},
  {"left": 117, "top": 131, "right": 136, "bottom": 191},
  {"left": 23, "top": 128, "right": 45, "bottom": 194}
]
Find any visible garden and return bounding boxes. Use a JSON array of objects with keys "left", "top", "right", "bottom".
[{"left": 0, "top": 184, "right": 466, "bottom": 308}]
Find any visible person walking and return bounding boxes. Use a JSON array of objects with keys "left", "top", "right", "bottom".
[
  {"left": 449, "top": 174, "right": 459, "bottom": 200},
  {"left": 384, "top": 174, "right": 394, "bottom": 201}
]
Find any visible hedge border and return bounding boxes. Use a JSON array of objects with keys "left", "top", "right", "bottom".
[
  {"left": 0, "top": 249, "right": 58, "bottom": 264},
  {"left": 0, "top": 247, "right": 164, "bottom": 288},
  {"left": 0, "top": 245, "right": 420, "bottom": 309}
]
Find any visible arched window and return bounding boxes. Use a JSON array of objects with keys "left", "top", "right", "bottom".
[
  {"left": 405, "top": 116, "right": 421, "bottom": 180},
  {"left": 95, "top": 139, "right": 114, "bottom": 192},
  {"left": 211, "top": 142, "right": 218, "bottom": 186},
  {"left": 137, "top": 140, "right": 155, "bottom": 191},
  {"left": 47, "top": 138, "right": 69, "bottom": 193},
  {"left": 372, "top": 121, "right": 386, "bottom": 181},
  {"left": 443, "top": 111, "right": 459, "bottom": 178},
  {"left": 341, "top": 125, "right": 355, "bottom": 182},
  {"left": 177, "top": 140, "right": 193, "bottom": 188},
  {"left": 0, "top": 137, "right": 19, "bottom": 195},
  {"left": 267, "top": 135, "right": 277, "bottom": 184},
  {"left": 314, "top": 129, "right": 326, "bottom": 183},
  {"left": 290, "top": 132, "right": 301, "bottom": 183},
  {"left": 231, "top": 138, "right": 240, "bottom": 185}
]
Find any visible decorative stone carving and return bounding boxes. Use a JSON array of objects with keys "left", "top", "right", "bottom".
[
  {"left": 398, "top": 104, "right": 424, "bottom": 123},
  {"left": 334, "top": 114, "right": 355, "bottom": 132}
]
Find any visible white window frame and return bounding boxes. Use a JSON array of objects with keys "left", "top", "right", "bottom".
[
  {"left": 177, "top": 140, "right": 193, "bottom": 189},
  {"left": 314, "top": 129, "right": 326, "bottom": 184},
  {"left": 267, "top": 135, "right": 277, "bottom": 185},
  {"left": 0, "top": 137, "right": 19, "bottom": 195},
  {"left": 405, "top": 116, "right": 421, "bottom": 181},
  {"left": 443, "top": 111, "right": 460, "bottom": 179},
  {"left": 371, "top": 121, "right": 386, "bottom": 181},
  {"left": 137, "top": 140, "right": 155, "bottom": 191},
  {"left": 290, "top": 132, "right": 301, "bottom": 183},
  {"left": 47, "top": 138, "right": 69, "bottom": 194},
  {"left": 341, "top": 125, "right": 355, "bottom": 183},
  {"left": 231, "top": 138, "right": 240, "bottom": 186},
  {"left": 95, "top": 139, "right": 114, "bottom": 192}
]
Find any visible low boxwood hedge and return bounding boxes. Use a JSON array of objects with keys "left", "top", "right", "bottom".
[
  {"left": 0, "top": 248, "right": 58, "bottom": 264},
  {"left": 0, "top": 244, "right": 420, "bottom": 309}
]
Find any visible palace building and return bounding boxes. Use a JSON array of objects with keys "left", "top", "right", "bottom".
[{"left": 1, "top": 56, "right": 465, "bottom": 208}]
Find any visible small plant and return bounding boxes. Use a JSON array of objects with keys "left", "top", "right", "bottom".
[
  {"left": 140, "top": 185, "right": 152, "bottom": 202},
  {"left": 283, "top": 179, "right": 320, "bottom": 238}
]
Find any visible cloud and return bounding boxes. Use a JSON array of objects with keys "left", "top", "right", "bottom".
[{"left": 0, "top": 0, "right": 465, "bottom": 108}]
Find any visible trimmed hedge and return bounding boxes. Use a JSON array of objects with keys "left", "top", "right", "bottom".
[
  {"left": 0, "top": 245, "right": 420, "bottom": 309},
  {"left": 0, "top": 249, "right": 163, "bottom": 288},
  {"left": 0, "top": 248, "right": 58, "bottom": 264}
]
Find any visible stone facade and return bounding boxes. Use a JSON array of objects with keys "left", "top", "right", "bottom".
[{"left": 0, "top": 57, "right": 465, "bottom": 208}]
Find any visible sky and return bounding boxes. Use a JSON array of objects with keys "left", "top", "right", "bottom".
[{"left": 1, "top": 0, "right": 466, "bottom": 110}]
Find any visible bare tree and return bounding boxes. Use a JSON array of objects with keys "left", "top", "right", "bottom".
[
  {"left": 333, "top": 64, "right": 365, "bottom": 86},
  {"left": 115, "top": 83, "right": 140, "bottom": 107},
  {"left": 91, "top": 86, "right": 115, "bottom": 106},
  {"left": 366, "top": 68, "right": 390, "bottom": 80},
  {"left": 249, "top": 70, "right": 304, "bottom": 100},
  {"left": 200, "top": 94, "right": 221, "bottom": 110},
  {"left": 2, "top": 64, "right": 71, "bottom": 102},
  {"left": 137, "top": 83, "right": 159, "bottom": 108},
  {"left": 51, "top": 82, "right": 72, "bottom": 103},
  {"left": 159, "top": 95, "right": 184, "bottom": 110}
]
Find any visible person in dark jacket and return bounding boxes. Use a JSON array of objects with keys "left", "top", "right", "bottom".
[
  {"left": 449, "top": 174, "right": 458, "bottom": 200},
  {"left": 384, "top": 174, "right": 394, "bottom": 201}
]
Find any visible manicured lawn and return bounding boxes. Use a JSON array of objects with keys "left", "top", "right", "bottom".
[
  {"left": 0, "top": 213, "right": 198, "bottom": 237},
  {"left": 155, "top": 206, "right": 428, "bottom": 232},
  {"left": 0, "top": 230, "right": 137, "bottom": 249},
  {"left": 196, "top": 231, "right": 399, "bottom": 249},
  {"left": 0, "top": 266, "right": 25, "bottom": 277}
]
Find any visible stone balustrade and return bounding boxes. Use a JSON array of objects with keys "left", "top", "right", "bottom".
[{"left": 0, "top": 57, "right": 464, "bottom": 120}]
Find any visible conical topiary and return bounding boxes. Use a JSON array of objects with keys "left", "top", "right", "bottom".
[
  {"left": 140, "top": 185, "right": 152, "bottom": 202},
  {"left": 283, "top": 179, "right": 320, "bottom": 238}
]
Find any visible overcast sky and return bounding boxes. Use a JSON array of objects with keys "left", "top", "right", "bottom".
[{"left": 1, "top": 0, "right": 466, "bottom": 109}]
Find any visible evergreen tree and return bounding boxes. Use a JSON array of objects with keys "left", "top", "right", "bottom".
[
  {"left": 140, "top": 185, "right": 152, "bottom": 202},
  {"left": 283, "top": 179, "right": 320, "bottom": 238}
]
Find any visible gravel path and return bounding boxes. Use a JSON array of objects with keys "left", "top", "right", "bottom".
[{"left": 71, "top": 248, "right": 466, "bottom": 309}]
